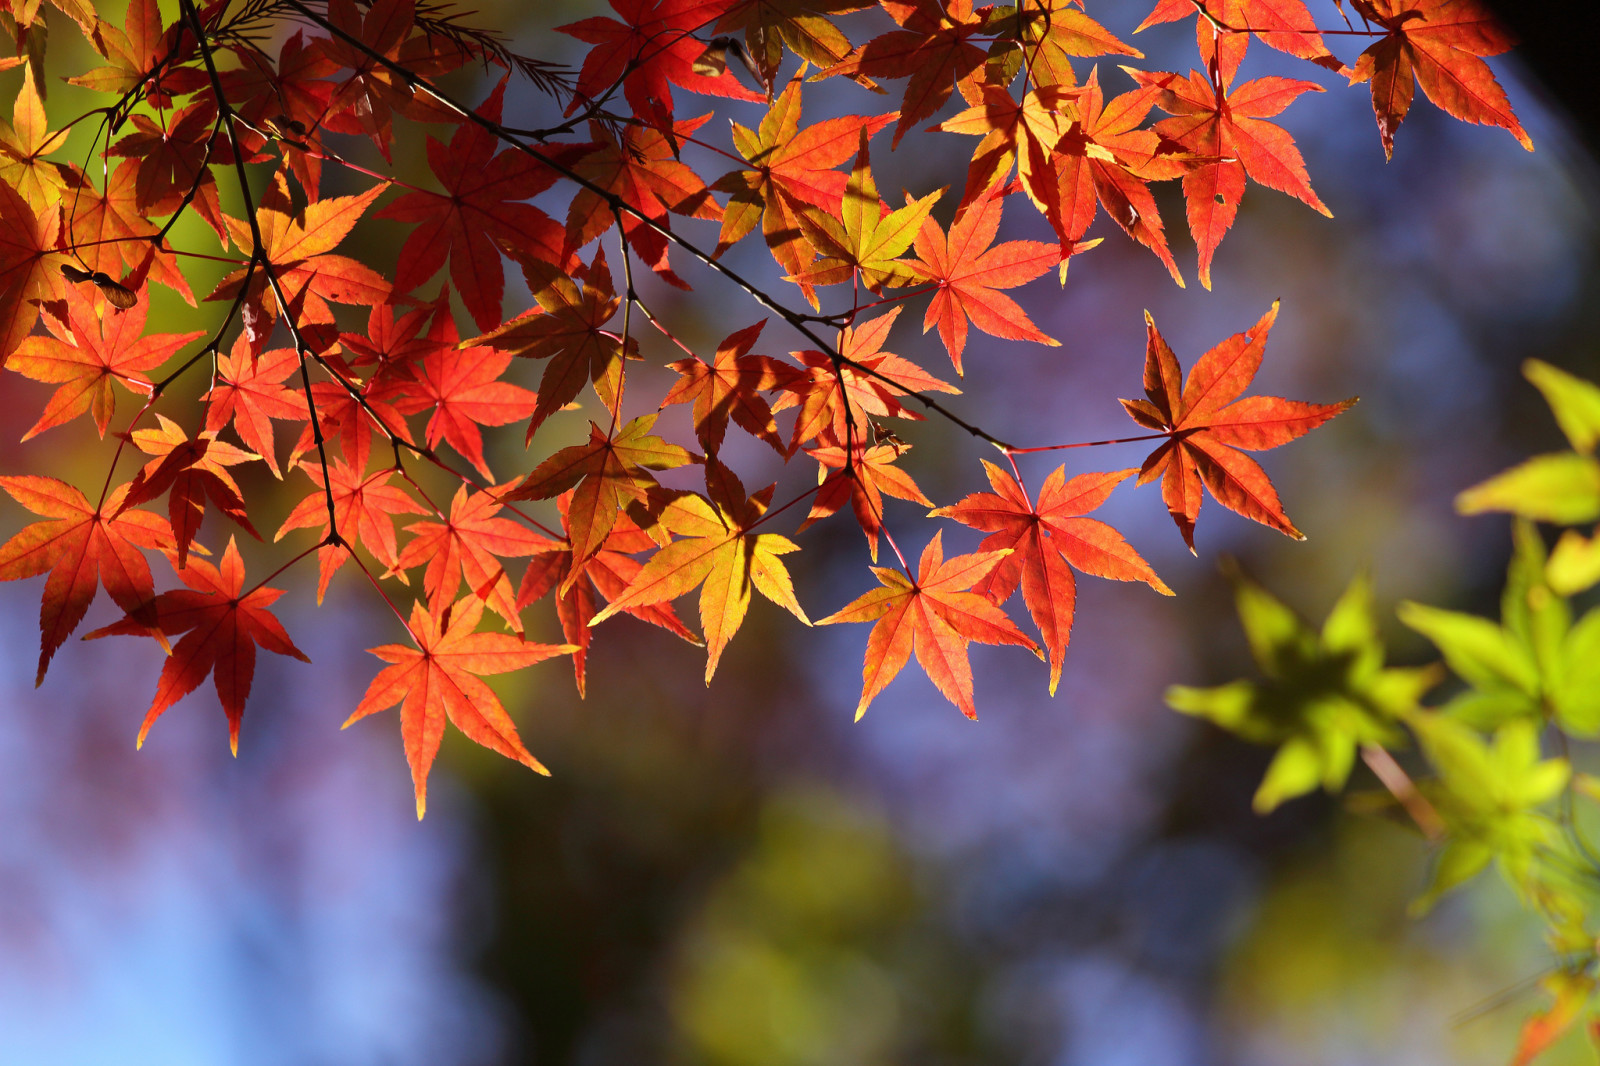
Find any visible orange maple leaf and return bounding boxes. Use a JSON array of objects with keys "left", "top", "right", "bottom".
[
  {"left": 275, "top": 454, "right": 427, "bottom": 601},
  {"left": 819, "top": 529, "right": 1040, "bottom": 719},
  {"left": 1346, "top": 0, "right": 1530, "bottom": 159},
  {"left": 345, "top": 595, "right": 575, "bottom": 819},
  {"left": 1121, "top": 302, "right": 1355, "bottom": 550},
  {"left": 9, "top": 282, "right": 202, "bottom": 439},
  {"left": 933, "top": 462, "right": 1172, "bottom": 694},
  {"left": 0, "top": 476, "right": 175, "bottom": 684},
  {"left": 202, "top": 339, "right": 308, "bottom": 478},
  {"left": 660, "top": 319, "right": 800, "bottom": 454}
]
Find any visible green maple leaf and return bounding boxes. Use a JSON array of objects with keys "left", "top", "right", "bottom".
[{"left": 1167, "top": 567, "right": 1437, "bottom": 813}]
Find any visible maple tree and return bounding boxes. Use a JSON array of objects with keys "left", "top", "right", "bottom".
[{"left": 0, "top": 0, "right": 1583, "bottom": 1054}]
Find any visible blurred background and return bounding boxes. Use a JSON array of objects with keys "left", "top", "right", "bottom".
[{"left": 2, "top": 1, "right": 1598, "bottom": 1063}]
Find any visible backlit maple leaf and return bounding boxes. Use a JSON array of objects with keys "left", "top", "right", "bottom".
[
  {"left": 9, "top": 282, "right": 202, "bottom": 439},
  {"left": 712, "top": 77, "right": 894, "bottom": 304},
  {"left": 202, "top": 339, "right": 307, "bottom": 478},
  {"left": 909, "top": 185, "right": 1061, "bottom": 374},
  {"left": 1121, "top": 302, "right": 1355, "bottom": 550},
  {"left": 0, "top": 65, "right": 72, "bottom": 209},
  {"left": 1131, "top": 67, "right": 1329, "bottom": 288},
  {"left": 559, "top": 0, "right": 762, "bottom": 125},
  {"left": 819, "top": 530, "right": 1040, "bottom": 719},
  {"left": 345, "top": 595, "right": 575, "bottom": 819},
  {"left": 211, "top": 170, "right": 391, "bottom": 346},
  {"left": 125, "top": 415, "right": 262, "bottom": 568},
  {"left": 593, "top": 461, "right": 809, "bottom": 681},
  {"left": 802, "top": 440, "right": 932, "bottom": 562},
  {"left": 660, "top": 319, "right": 800, "bottom": 454},
  {"left": 377, "top": 80, "right": 568, "bottom": 331},
  {"left": 1136, "top": 0, "right": 1340, "bottom": 85},
  {"left": 391, "top": 484, "right": 558, "bottom": 634},
  {"left": 1346, "top": 0, "right": 1530, "bottom": 159},
  {"left": 276, "top": 454, "right": 427, "bottom": 601},
  {"left": 84, "top": 537, "right": 309, "bottom": 755},
  {"left": 0, "top": 179, "right": 67, "bottom": 366},
  {"left": 933, "top": 461, "right": 1172, "bottom": 693},
  {"left": 0, "top": 476, "right": 175, "bottom": 684},
  {"left": 67, "top": 159, "right": 197, "bottom": 303},
  {"left": 517, "top": 492, "right": 700, "bottom": 698},
  {"left": 508, "top": 414, "right": 695, "bottom": 577}
]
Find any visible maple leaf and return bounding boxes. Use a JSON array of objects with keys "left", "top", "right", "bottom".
[
  {"left": 564, "top": 115, "right": 723, "bottom": 290},
  {"left": 0, "top": 65, "right": 73, "bottom": 209},
  {"left": 712, "top": 77, "right": 894, "bottom": 304},
  {"left": 713, "top": 0, "right": 869, "bottom": 90},
  {"left": 316, "top": 0, "right": 428, "bottom": 157},
  {"left": 660, "top": 319, "right": 800, "bottom": 454},
  {"left": 377, "top": 80, "right": 569, "bottom": 331},
  {"left": 8, "top": 282, "right": 202, "bottom": 440},
  {"left": 1346, "top": 0, "right": 1530, "bottom": 160},
  {"left": 559, "top": 0, "right": 762, "bottom": 125},
  {"left": 507, "top": 414, "right": 696, "bottom": 577},
  {"left": 1015, "top": 0, "right": 1142, "bottom": 90},
  {"left": 275, "top": 454, "right": 427, "bottom": 601},
  {"left": 1131, "top": 67, "right": 1329, "bottom": 288},
  {"left": 0, "top": 476, "right": 175, "bottom": 684},
  {"left": 1135, "top": 0, "right": 1340, "bottom": 86},
  {"left": 819, "top": 530, "right": 1039, "bottom": 719},
  {"left": 344, "top": 595, "right": 575, "bottom": 819},
  {"left": 106, "top": 97, "right": 229, "bottom": 238},
  {"left": 1120, "top": 302, "right": 1355, "bottom": 550},
  {"left": 789, "top": 130, "right": 942, "bottom": 296},
  {"left": 67, "top": 159, "right": 197, "bottom": 304},
  {"left": 802, "top": 440, "right": 932, "bottom": 562},
  {"left": 203, "top": 339, "right": 308, "bottom": 478},
  {"left": 125, "top": 414, "right": 263, "bottom": 569},
  {"left": 908, "top": 185, "right": 1061, "bottom": 374},
  {"left": 0, "top": 178, "right": 67, "bottom": 367},
  {"left": 776, "top": 308, "right": 960, "bottom": 452},
  {"left": 518, "top": 491, "right": 700, "bottom": 698},
  {"left": 933, "top": 461, "right": 1172, "bottom": 694},
  {"left": 592, "top": 461, "right": 809, "bottom": 681},
  {"left": 1035, "top": 69, "right": 1193, "bottom": 286},
  {"left": 70, "top": 0, "right": 197, "bottom": 103},
  {"left": 466, "top": 245, "right": 632, "bottom": 441},
  {"left": 84, "top": 537, "right": 309, "bottom": 755},
  {"left": 211, "top": 171, "right": 391, "bottom": 347},
  {"left": 819, "top": 0, "right": 990, "bottom": 147},
  {"left": 390, "top": 483, "right": 558, "bottom": 634},
  {"left": 396, "top": 306, "right": 537, "bottom": 480}
]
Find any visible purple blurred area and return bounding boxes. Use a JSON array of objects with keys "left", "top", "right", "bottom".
[{"left": 1, "top": 2, "right": 1597, "bottom": 1063}]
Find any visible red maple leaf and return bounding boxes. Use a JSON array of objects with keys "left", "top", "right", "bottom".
[
  {"left": 909, "top": 185, "right": 1061, "bottom": 374},
  {"left": 211, "top": 171, "right": 391, "bottom": 347},
  {"left": 558, "top": 0, "right": 761, "bottom": 124},
  {"left": 775, "top": 308, "right": 959, "bottom": 452},
  {"left": 0, "top": 179, "right": 67, "bottom": 367},
  {"left": 84, "top": 537, "right": 309, "bottom": 755},
  {"left": 564, "top": 115, "right": 723, "bottom": 290},
  {"left": 377, "top": 80, "right": 569, "bottom": 332},
  {"left": 275, "top": 454, "right": 427, "bottom": 601},
  {"left": 933, "top": 462, "right": 1172, "bottom": 693},
  {"left": 1047, "top": 70, "right": 1189, "bottom": 284},
  {"left": 67, "top": 159, "right": 197, "bottom": 303},
  {"left": 467, "top": 245, "right": 631, "bottom": 441},
  {"left": 517, "top": 491, "right": 699, "bottom": 698},
  {"left": 397, "top": 306, "right": 538, "bottom": 480},
  {"left": 660, "top": 319, "right": 800, "bottom": 453},
  {"left": 203, "top": 338, "right": 308, "bottom": 477},
  {"left": 9, "top": 282, "right": 202, "bottom": 439},
  {"left": 124, "top": 415, "right": 262, "bottom": 569},
  {"left": 1132, "top": 67, "right": 1329, "bottom": 289},
  {"left": 0, "top": 476, "right": 175, "bottom": 684},
  {"left": 1136, "top": 0, "right": 1340, "bottom": 86},
  {"left": 1346, "top": 0, "right": 1530, "bottom": 160},
  {"left": 391, "top": 484, "right": 558, "bottom": 634},
  {"left": 819, "top": 0, "right": 989, "bottom": 147},
  {"left": 819, "top": 530, "right": 1040, "bottom": 719},
  {"left": 801, "top": 440, "right": 932, "bottom": 562},
  {"left": 1121, "top": 302, "right": 1356, "bottom": 550},
  {"left": 345, "top": 595, "right": 575, "bottom": 819}
]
